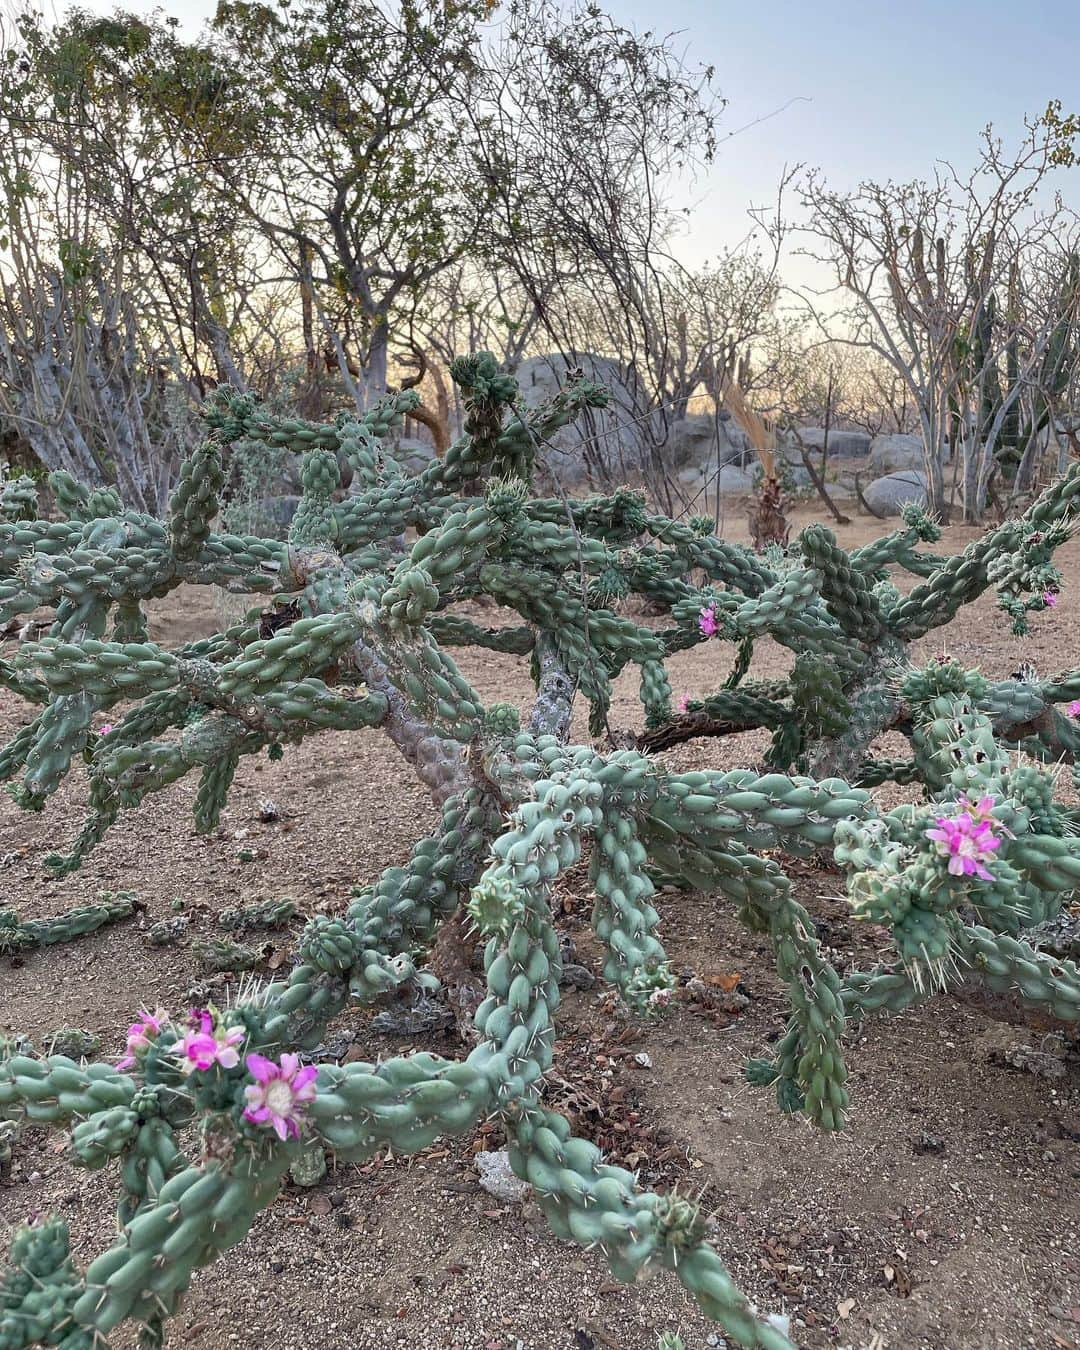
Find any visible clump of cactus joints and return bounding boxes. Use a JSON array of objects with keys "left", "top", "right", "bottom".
[
  {"left": 0, "top": 352, "right": 1078, "bottom": 1349},
  {"left": 0, "top": 891, "right": 139, "bottom": 958}
]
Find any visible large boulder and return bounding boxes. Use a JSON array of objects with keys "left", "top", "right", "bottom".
[
  {"left": 714, "top": 464, "right": 756, "bottom": 494},
  {"left": 253, "top": 494, "right": 300, "bottom": 532},
  {"left": 869, "top": 433, "right": 925, "bottom": 475},
  {"left": 515, "top": 355, "right": 755, "bottom": 484},
  {"left": 515, "top": 352, "right": 637, "bottom": 411},
  {"left": 665, "top": 413, "right": 747, "bottom": 469},
  {"left": 774, "top": 444, "right": 815, "bottom": 489},
  {"left": 676, "top": 462, "right": 756, "bottom": 494},
  {"left": 794, "top": 427, "right": 871, "bottom": 459},
  {"left": 514, "top": 353, "right": 639, "bottom": 485},
  {"left": 863, "top": 470, "right": 928, "bottom": 516},
  {"left": 394, "top": 436, "right": 437, "bottom": 475}
]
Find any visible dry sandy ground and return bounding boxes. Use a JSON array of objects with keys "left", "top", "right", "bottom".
[{"left": 0, "top": 505, "right": 1078, "bottom": 1350}]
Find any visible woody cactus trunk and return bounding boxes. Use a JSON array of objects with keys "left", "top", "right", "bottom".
[{"left": 2, "top": 355, "right": 1080, "bottom": 1350}]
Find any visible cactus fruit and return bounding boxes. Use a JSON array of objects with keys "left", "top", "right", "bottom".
[{"left": 3, "top": 358, "right": 1080, "bottom": 1350}]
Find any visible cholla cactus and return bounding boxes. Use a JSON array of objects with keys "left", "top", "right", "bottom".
[
  {"left": 653, "top": 488, "right": 1080, "bottom": 767},
  {"left": 0, "top": 891, "right": 138, "bottom": 956},
  {"left": 1, "top": 353, "right": 1079, "bottom": 1350}
]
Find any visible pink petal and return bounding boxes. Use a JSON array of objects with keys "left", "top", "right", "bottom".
[{"left": 245, "top": 1054, "right": 275, "bottom": 1083}]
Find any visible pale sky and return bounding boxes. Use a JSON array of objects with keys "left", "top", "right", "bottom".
[{"left": 68, "top": 0, "right": 1080, "bottom": 273}]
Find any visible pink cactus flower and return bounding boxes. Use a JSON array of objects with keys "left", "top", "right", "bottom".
[
  {"left": 174, "top": 1008, "right": 245, "bottom": 1074},
  {"left": 926, "top": 799, "right": 1002, "bottom": 882},
  {"left": 1043, "top": 591, "right": 1059, "bottom": 608},
  {"left": 676, "top": 694, "right": 690, "bottom": 714},
  {"left": 698, "top": 604, "right": 719, "bottom": 638},
  {"left": 98, "top": 723, "right": 114, "bottom": 736},
  {"left": 117, "top": 1008, "right": 168, "bottom": 1071},
  {"left": 1068, "top": 700, "right": 1080, "bottom": 718},
  {"left": 243, "top": 1053, "right": 319, "bottom": 1141}
]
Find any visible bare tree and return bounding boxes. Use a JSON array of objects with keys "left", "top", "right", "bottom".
[
  {"left": 467, "top": 0, "right": 744, "bottom": 508},
  {"left": 792, "top": 121, "right": 1079, "bottom": 520},
  {"left": 0, "top": 35, "right": 197, "bottom": 511}
]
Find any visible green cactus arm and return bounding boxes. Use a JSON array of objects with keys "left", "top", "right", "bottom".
[
  {"left": 506, "top": 517, "right": 615, "bottom": 573},
  {"left": 848, "top": 504, "right": 941, "bottom": 574},
  {"left": 0, "top": 514, "right": 86, "bottom": 562},
  {"left": 648, "top": 768, "right": 870, "bottom": 857},
  {"left": 168, "top": 438, "right": 225, "bottom": 561},
  {"left": 682, "top": 840, "right": 848, "bottom": 1129},
  {"left": 42, "top": 779, "right": 121, "bottom": 878},
  {"left": 801, "top": 523, "right": 887, "bottom": 642},
  {"left": 70, "top": 1158, "right": 290, "bottom": 1336},
  {"left": 428, "top": 613, "right": 535, "bottom": 654},
  {"left": 0, "top": 1055, "right": 136, "bottom": 1124},
  {"left": 790, "top": 653, "right": 852, "bottom": 740},
  {"left": 638, "top": 657, "right": 673, "bottom": 728},
  {"left": 205, "top": 386, "right": 417, "bottom": 454},
  {"left": 509, "top": 1107, "right": 793, "bottom": 1350},
  {"left": 590, "top": 804, "right": 673, "bottom": 1012},
  {"left": 0, "top": 711, "right": 48, "bottom": 783},
  {"left": 639, "top": 699, "right": 789, "bottom": 755},
  {"left": 1038, "top": 669, "right": 1080, "bottom": 703},
  {"left": 0, "top": 656, "right": 49, "bottom": 704},
  {"left": 11, "top": 891, "right": 139, "bottom": 951},
  {"left": 644, "top": 515, "right": 774, "bottom": 595},
  {"left": 215, "top": 614, "right": 362, "bottom": 700},
  {"left": 117, "top": 1116, "right": 187, "bottom": 1226},
  {"left": 0, "top": 1216, "right": 90, "bottom": 1350},
  {"left": 840, "top": 965, "right": 928, "bottom": 1019},
  {"left": 647, "top": 688, "right": 791, "bottom": 745},
  {"left": 852, "top": 757, "right": 922, "bottom": 787},
  {"left": 729, "top": 566, "right": 826, "bottom": 637},
  {"left": 15, "top": 638, "right": 180, "bottom": 700},
  {"left": 886, "top": 464, "right": 1080, "bottom": 638},
  {"left": 310, "top": 1054, "right": 493, "bottom": 1158},
  {"left": 0, "top": 471, "right": 38, "bottom": 523},
  {"left": 188, "top": 532, "right": 289, "bottom": 591},
  {"left": 956, "top": 924, "right": 1080, "bottom": 1021},
  {"left": 527, "top": 487, "right": 649, "bottom": 544}
]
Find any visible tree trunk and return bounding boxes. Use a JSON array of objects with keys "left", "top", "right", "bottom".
[
  {"left": 923, "top": 448, "right": 948, "bottom": 522},
  {"left": 363, "top": 322, "right": 390, "bottom": 409},
  {"left": 298, "top": 245, "right": 323, "bottom": 420},
  {"left": 961, "top": 433, "right": 982, "bottom": 523}
]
